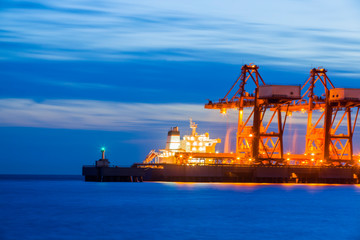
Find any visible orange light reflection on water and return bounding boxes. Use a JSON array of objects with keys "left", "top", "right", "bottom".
[{"left": 158, "top": 181, "right": 360, "bottom": 192}]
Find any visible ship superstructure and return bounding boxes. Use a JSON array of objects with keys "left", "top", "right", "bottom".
[{"left": 144, "top": 119, "right": 220, "bottom": 164}]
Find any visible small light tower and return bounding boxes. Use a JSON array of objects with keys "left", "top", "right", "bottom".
[
  {"left": 96, "top": 147, "right": 110, "bottom": 167},
  {"left": 101, "top": 147, "right": 105, "bottom": 159}
]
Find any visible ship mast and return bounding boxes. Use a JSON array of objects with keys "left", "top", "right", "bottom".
[{"left": 190, "top": 118, "right": 197, "bottom": 136}]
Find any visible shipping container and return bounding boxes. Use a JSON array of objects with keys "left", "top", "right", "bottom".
[
  {"left": 329, "top": 88, "right": 360, "bottom": 101},
  {"left": 258, "top": 85, "right": 301, "bottom": 99}
]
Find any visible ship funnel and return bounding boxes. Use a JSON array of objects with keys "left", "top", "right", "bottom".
[{"left": 166, "top": 127, "right": 180, "bottom": 150}]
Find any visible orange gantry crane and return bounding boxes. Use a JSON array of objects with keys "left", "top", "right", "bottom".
[{"left": 205, "top": 64, "right": 360, "bottom": 166}]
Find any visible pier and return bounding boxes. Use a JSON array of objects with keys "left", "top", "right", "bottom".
[{"left": 83, "top": 164, "right": 360, "bottom": 184}]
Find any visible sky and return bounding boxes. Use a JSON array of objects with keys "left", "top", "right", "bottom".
[{"left": 1, "top": 0, "right": 360, "bottom": 174}]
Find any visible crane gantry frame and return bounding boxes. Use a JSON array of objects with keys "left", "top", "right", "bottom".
[{"left": 205, "top": 64, "right": 360, "bottom": 166}]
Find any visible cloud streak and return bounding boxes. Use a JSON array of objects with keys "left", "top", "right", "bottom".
[
  {"left": 0, "top": 98, "right": 228, "bottom": 131},
  {"left": 0, "top": 98, "right": 348, "bottom": 133},
  {"left": 1, "top": 0, "right": 360, "bottom": 74}
]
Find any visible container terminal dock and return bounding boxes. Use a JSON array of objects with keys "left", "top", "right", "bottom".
[{"left": 83, "top": 64, "right": 360, "bottom": 184}]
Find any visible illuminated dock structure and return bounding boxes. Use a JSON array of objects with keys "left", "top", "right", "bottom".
[
  {"left": 83, "top": 64, "right": 360, "bottom": 183},
  {"left": 204, "top": 64, "right": 360, "bottom": 166}
]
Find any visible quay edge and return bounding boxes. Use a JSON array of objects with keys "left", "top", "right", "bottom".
[{"left": 82, "top": 164, "right": 360, "bottom": 184}]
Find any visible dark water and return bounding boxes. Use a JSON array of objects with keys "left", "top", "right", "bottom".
[{"left": 1, "top": 176, "right": 360, "bottom": 240}]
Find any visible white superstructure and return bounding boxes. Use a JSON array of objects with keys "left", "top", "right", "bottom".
[
  {"left": 165, "top": 127, "right": 181, "bottom": 150},
  {"left": 143, "top": 119, "right": 221, "bottom": 164}
]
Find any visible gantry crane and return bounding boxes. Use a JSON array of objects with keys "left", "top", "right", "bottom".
[
  {"left": 205, "top": 64, "right": 360, "bottom": 166},
  {"left": 275, "top": 68, "right": 335, "bottom": 164},
  {"left": 278, "top": 67, "right": 360, "bottom": 165},
  {"left": 205, "top": 64, "right": 300, "bottom": 164}
]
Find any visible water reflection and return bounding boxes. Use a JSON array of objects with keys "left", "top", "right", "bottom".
[{"left": 160, "top": 181, "right": 360, "bottom": 193}]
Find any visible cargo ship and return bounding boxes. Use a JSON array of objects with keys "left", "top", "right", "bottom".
[
  {"left": 82, "top": 64, "right": 360, "bottom": 184},
  {"left": 143, "top": 119, "right": 222, "bottom": 165},
  {"left": 82, "top": 119, "right": 360, "bottom": 184}
]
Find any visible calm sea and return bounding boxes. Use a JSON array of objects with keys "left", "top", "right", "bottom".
[{"left": 1, "top": 175, "right": 360, "bottom": 240}]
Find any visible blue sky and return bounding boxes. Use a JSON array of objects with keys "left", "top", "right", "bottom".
[{"left": 1, "top": 0, "right": 360, "bottom": 174}]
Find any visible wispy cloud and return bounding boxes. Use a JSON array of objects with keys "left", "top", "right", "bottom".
[
  {"left": 1, "top": 0, "right": 360, "bottom": 74},
  {"left": 0, "top": 98, "right": 229, "bottom": 131},
  {"left": 1, "top": 98, "right": 353, "bottom": 132}
]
